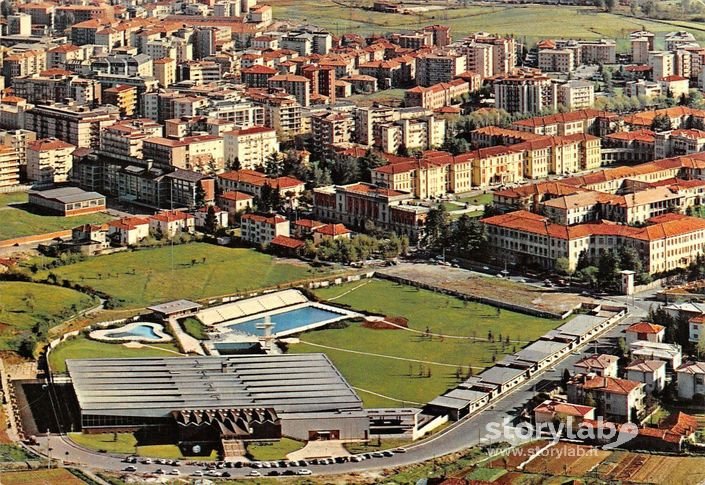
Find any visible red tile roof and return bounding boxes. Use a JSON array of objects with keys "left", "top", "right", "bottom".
[
  {"left": 314, "top": 223, "right": 351, "bottom": 237},
  {"left": 626, "top": 321, "right": 665, "bottom": 334},
  {"left": 270, "top": 235, "right": 305, "bottom": 249},
  {"left": 108, "top": 216, "right": 150, "bottom": 230}
]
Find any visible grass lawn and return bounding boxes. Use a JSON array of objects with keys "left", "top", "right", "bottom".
[
  {"left": 36, "top": 243, "right": 328, "bottom": 308},
  {"left": 0, "top": 443, "right": 36, "bottom": 461},
  {"left": 0, "top": 192, "right": 30, "bottom": 207},
  {"left": 181, "top": 317, "right": 208, "bottom": 340},
  {"left": 0, "top": 469, "right": 87, "bottom": 485},
  {"left": 0, "top": 282, "right": 98, "bottom": 351},
  {"left": 68, "top": 433, "right": 218, "bottom": 460},
  {"left": 456, "top": 193, "right": 493, "bottom": 206},
  {"left": 245, "top": 438, "right": 305, "bottom": 461},
  {"left": 0, "top": 192, "right": 114, "bottom": 241},
  {"left": 288, "top": 280, "right": 558, "bottom": 406},
  {"left": 268, "top": 1, "right": 698, "bottom": 46},
  {"left": 69, "top": 432, "right": 137, "bottom": 454},
  {"left": 344, "top": 437, "right": 412, "bottom": 454},
  {"left": 466, "top": 467, "right": 508, "bottom": 482},
  {"left": 347, "top": 88, "right": 406, "bottom": 107},
  {"left": 49, "top": 335, "right": 182, "bottom": 373}
]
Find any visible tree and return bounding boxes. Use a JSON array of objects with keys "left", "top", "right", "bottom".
[
  {"left": 226, "top": 157, "right": 242, "bottom": 171},
  {"left": 195, "top": 182, "right": 206, "bottom": 208},
  {"left": 452, "top": 214, "right": 486, "bottom": 255},
  {"left": 554, "top": 257, "right": 572, "bottom": 276},
  {"left": 330, "top": 156, "right": 360, "bottom": 185},
  {"left": 358, "top": 149, "right": 387, "bottom": 182},
  {"left": 312, "top": 166, "right": 332, "bottom": 187},
  {"left": 264, "top": 151, "right": 283, "bottom": 178},
  {"left": 597, "top": 249, "right": 620, "bottom": 291},
  {"left": 651, "top": 113, "right": 673, "bottom": 132},
  {"left": 441, "top": 136, "right": 470, "bottom": 155},
  {"left": 422, "top": 206, "right": 451, "bottom": 250},
  {"left": 257, "top": 182, "right": 281, "bottom": 213},
  {"left": 396, "top": 143, "right": 410, "bottom": 157},
  {"left": 204, "top": 205, "right": 219, "bottom": 235},
  {"left": 605, "top": 0, "right": 616, "bottom": 11}
]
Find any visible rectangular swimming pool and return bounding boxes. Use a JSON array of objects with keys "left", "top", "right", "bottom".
[{"left": 224, "top": 305, "right": 346, "bottom": 336}]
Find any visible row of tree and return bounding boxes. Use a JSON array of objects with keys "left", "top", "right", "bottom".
[
  {"left": 563, "top": 246, "right": 651, "bottom": 291},
  {"left": 422, "top": 206, "right": 488, "bottom": 255},
  {"left": 301, "top": 233, "right": 409, "bottom": 264}
]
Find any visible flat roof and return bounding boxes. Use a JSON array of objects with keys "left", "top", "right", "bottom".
[
  {"left": 29, "top": 186, "right": 105, "bottom": 204},
  {"left": 67, "top": 354, "right": 363, "bottom": 419},
  {"left": 556, "top": 314, "right": 605, "bottom": 337},
  {"left": 478, "top": 365, "right": 526, "bottom": 385},
  {"left": 147, "top": 299, "right": 202, "bottom": 315}
]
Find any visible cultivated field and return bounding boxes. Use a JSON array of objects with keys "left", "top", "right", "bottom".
[
  {"left": 0, "top": 281, "right": 98, "bottom": 351},
  {"left": 0, "top": 192, "right": 114, "bottom": 242},
  {"left": 288, "top": 279, "right": 559, "bottom": 407},
  {"left": 268, "top": 0, "right": 705, "bottom": 47},
  {"left": 36, "top": 243, "right": 330, "bottom": 308},
  {"left": 0, "top": 469, "right": 86, "bottom": 485},
  {"left": 485, "top": 441, "right": 705, "bottom": 484}
]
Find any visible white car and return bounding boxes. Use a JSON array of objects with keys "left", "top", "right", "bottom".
[
  {"left": 249, "top": 470, "right": 262, "bottom": 477},
  {"left": 297, "top": 469, "right": 313, "bottom": 475},
  {"left": 192, "top": 470, "right": 203, "bottom": 477},
  {"left": 169, "top": 469, "right": 180, "bottom": 476}
]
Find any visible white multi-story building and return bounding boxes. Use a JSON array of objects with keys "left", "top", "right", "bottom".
[
  {"left": 223, "top": 126, "right": 279, "bottom": 170},
  {"left": 26, "top": 138, "right": 76, "bottom": 184}
]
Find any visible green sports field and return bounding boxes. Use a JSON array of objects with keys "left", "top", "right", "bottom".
[{"left": 288, "top": 279, "right": 559, "bottom": 407}]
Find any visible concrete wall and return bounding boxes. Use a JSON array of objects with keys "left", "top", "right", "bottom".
[{"left": 281, "top": 413, "right": 369, "bottom": 441}]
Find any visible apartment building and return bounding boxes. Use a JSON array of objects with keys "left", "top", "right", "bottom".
[
  {"left": 415, "top": 51, "right": 466, "bottom": 87},
  {"left": 12, "top": 72, "right": 101, "bottom": 106},
  {"left": 177, "top": 61, "right": 221, "bottom": 85},
  {"left": 649, "top": 51, "right": 675, "bottom": 81},
  {"left": 268, "top": 74, "right": 310, "bottom": 107},
  {"left": 404, "top": 79, "right": 470, "bottom": 110},
  {"left": 511, "top": 109, "right": 613, "bottom": 137},
  {"left": 153, "top": 58, "right": 177, "bottom": 88},
  {"left": 460, "top": 41, "right": 493, "bottom": 79},
  {"left": 241, "top": 213, "right": 290, "bottom": 246},
  {"left": 99, "top": 119, "right": 163, "bottom": 159},
  {"left": 378, "top": 116, "right": 446, "bottom": 154},
  {"left": 2, "top": 50, "right": 46, "bottom": 82},
  {"left": 248, "top": 89, "right": 302, "bottom": 140},
  {"left": 494, "top": 72, "right": 557, "bottom": 114},
  {"left": 466, "top": 33, "right": 516, "bottom": 75},
  {"left": 26, "top": 138, "right": 76, "bottom": 185},
  {"left": 0, "top": 129, "right": 37, "bottom": 170},
  {"left": 310, "top": 111, "right": 354, "bottom": 158},
  {"left": 218, "top": 169, "right": 305, "bottom": 201},
  {"left": 223, "top": 126, "right": 279, "bottom": 169},
  {"left": 0, "top": 146, "right": 20, "bottom": 189},
  {"left": 103, "top": 85, "right": 138, "bottom": 117},
  {"left": 557, "top": 80, "right": 594, "bottom": 110},
  {"left": 631, "top": 31, "right": 655, "bottom": 65},
  {"left": 655, "top": 129, "right": 705, "bottom": 159},
  {"left": 625, "top": 79, "right": 662, "bottom": 99},
  {"left": 149, "top": 210, "right": 195, "bottom": 238},
  {"left": 24, "top": 103, "right": 120, "bottom": 149},
  {"left": 538, "top": 49, "right": 576, "bottom": 73},
  {"left": 142, "top": 135, "right": 224, "bottom": 172},
  {"left": 354, "top": 106, "right": 396, "bottom": 147}
]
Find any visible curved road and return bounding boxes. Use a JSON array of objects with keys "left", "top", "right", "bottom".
[{"left": 30, "top": 315, "right": 636, "bottom": 479}]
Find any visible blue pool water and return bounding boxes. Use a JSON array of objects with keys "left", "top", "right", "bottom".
[
  {"left": 225, "top": 306, "right": 343, "bottom": 336},
  {"left": 106, "top": 324, "right": 161, "bottom": 340}
]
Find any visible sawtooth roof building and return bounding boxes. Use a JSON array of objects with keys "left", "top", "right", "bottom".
[{"left": 66, "top": 354, "right": 369, "bottom": 441}]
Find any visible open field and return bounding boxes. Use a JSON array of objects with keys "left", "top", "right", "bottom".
[
  {"left": 246, "top": 438, "right": 305, "bottom": 461},
  {"left": 0, "top": 192, "right": 114, "bottom": 242},
  {"left": 0, "top": 282, "right": 98, "bottom": 351},
  {"left": 287, "top": 279, "right": 559, "bottom": 406},
  {"left": 49, "top": 335, "right": 182, "bottom": 373},
  {"left": 269, "top": 0, "right": 705, "bottom": 47},
  {"left": 0, "top": 469, "right": 86, "bottom": 485},
  {"left": 379, "top": 264, "right": 591, "bottom": 316},
  {"left": 36, "top": 243, "right": 329, "bottom": 308}
]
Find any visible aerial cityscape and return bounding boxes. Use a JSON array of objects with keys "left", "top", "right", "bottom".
[{"left": 6, "top": 0, "right": 705, "bottom": 483}]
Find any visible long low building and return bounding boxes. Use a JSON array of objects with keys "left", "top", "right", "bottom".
[
  {"left": 29, "top": 186, "right": 106, "bottom": 216},
  {"left": 66, "top": 354, "right": 369, "bottom": 441}
]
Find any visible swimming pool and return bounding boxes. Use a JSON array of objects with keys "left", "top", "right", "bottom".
[
  {"left": 90, "top": 322, "right": 172, "bottom": 343},
  {"left": 222, "top": 305, "right": 351, "bottom": 337}
]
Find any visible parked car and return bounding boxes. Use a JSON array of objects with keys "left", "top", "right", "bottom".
[
  {"left": 124, "top": 466, "right": 137, "bottom": 472},
  {"left": 248, "top": 470, "right": 262, "bottom": 477},
  {"left": 297, "top": 469, "right": 313, "bottom": 475}
]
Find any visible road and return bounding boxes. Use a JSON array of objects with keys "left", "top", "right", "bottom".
[{"left": 30, "top": 308, "right": 636, "bottom": 479}]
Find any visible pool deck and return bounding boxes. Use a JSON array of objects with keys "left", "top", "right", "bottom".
[
  {"left": 214, "top": 302, "right": 359, "bottom": 339},
  {"left": 89, "top": 321, "right": 172, "bottom": 343}
]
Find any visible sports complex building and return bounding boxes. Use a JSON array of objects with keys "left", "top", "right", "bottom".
[{"left": 66, "top": 354, "right": 370, "bottom": 442}]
